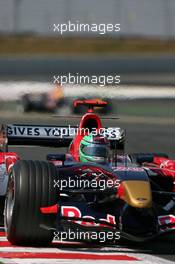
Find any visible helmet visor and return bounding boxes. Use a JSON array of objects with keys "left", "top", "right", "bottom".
[{"left": 82, "top": 144, "right": 109, "bottom": 158}]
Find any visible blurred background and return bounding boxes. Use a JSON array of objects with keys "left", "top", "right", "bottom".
[{"left": 0, "top": 0, "right": 175, "bottom": 157}]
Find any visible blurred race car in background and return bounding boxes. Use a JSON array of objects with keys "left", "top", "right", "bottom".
[
  {"left": 22, "top": 84, "right": 65, "bottom": 113},
  {"left": 0, "top": 100, "right": 175, "bottom": 246},
  {"left": 22, "top": 85, "right": 113, "bottom": 115}
]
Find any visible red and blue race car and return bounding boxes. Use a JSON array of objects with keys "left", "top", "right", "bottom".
[{"left": 0, "top": 100, "right": 175, "bottom": 245}]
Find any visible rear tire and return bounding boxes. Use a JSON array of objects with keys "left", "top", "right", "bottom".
[
  {"left": 72, "top": 97, "right": 85, "bottom": 114},
  {"left": 100, "top": 98, "right": 113, "bottom": 115},
  {"left": 5, "top": 160, "right": 58, "bottom": 246},
  {"left": 22, "top": 94, "right": 32, "bottom": 112}
]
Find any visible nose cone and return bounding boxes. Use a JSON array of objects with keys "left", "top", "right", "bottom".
[{"left": 121, "top": 180, "right": 152, "bottom": 208}]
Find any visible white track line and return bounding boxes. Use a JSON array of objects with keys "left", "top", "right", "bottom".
[
  {"left": 0, "top": 236, "right": 175, "bottom": 264},
  {"left": 0, "top": 82, "right": 175, "bottom": 100},
  {"left": 0, "top": 256, "right": 175, "bottom": 264},
  {"left": 0, "top": 229, "right": 175, "bottom": 264}
]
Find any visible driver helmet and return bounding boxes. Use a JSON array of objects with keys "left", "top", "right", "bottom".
[{"left": 79, "top": 132, "right": 110, "bottom": 163}]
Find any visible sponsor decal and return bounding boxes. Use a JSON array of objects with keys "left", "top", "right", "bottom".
[
  {"left": 7, "top": 125, "right": 73, "bottom": 138},
  {"left": 113, "top": 167, "right": 145, "bottom": 172},
  {"left": 158, "top": 215, "right": 175, "bottom": 230},
  {"left": 61, "top": 206, "right": 116, "bottom": 227},
  {"left": 99, "top": 127, "right": 123, "bottom": 139}
]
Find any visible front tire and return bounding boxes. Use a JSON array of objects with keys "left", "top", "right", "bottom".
[{"left": 5, "top": 160, "right": 58, "bottom": 246}]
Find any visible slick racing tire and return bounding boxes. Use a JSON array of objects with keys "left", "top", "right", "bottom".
[
  {"left": 72, "top": 97, "right": 85, "bottom": 114},
  {"left": 129, "top": 153, "right": 169, "bottom": 164},
  {"left": 99, "top": 98, "right": 113, "bottom": 115},
  {"left": 5, "top": 160, "right": 58, "bottom": 246},
  {"left": 22, "top": 94, "right": 32, "bottom": 112}
]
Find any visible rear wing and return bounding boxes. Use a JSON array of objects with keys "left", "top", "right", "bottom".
[
  {"left": 73, "top": 99, "right": 107, "bottom": 112},
  {"left": 74, "top": 99, "right": 107, "bottom": 108},
  {"left": 0, "top": 124, "right": 125, "bottom": 149}
]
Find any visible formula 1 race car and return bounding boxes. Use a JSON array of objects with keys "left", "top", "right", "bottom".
[
  {"left": 0, "top": 100, "right": 175, "bottom": 246},
  {"left": 22, "top": 84, "right": 65, "bottom": 113}
]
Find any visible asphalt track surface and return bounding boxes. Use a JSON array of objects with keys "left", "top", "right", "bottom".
[{"left": 0, "top": 113, "right": 175, "bottom": 263}]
